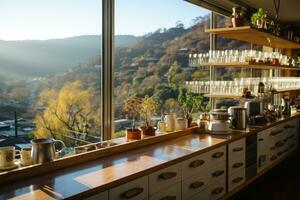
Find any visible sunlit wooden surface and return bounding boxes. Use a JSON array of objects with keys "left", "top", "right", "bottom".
[
  {"left": 205, "top": 26, "right": 300, "bottom": 49},
  {"left": 0, "top": 114, "right": 299, "bottom": 200}
]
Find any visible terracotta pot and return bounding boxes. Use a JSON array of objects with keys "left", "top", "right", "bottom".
[
  {"left": 126, "top": 128, "right": 142, "bottom": 140},
  {"left": 140, "top": 126, "right": 156, "bottom": 136}
]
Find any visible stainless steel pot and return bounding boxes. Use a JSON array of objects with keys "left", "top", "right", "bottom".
[
  {"left": 210, "top": 109, "right": 229, "bottom": 121},
  {"left": 228, "top": 106, "right": 247, "bottom": 130},
  {"left": 31, "top": 138, "right": 65, "bottom": 164}
]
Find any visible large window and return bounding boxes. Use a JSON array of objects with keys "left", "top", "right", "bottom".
[
  {"left": 113, "top": 0, "right": 210, "bottom": 137},
  {"left": 0, "top": 1, "right": 102, "bottom": 148}
]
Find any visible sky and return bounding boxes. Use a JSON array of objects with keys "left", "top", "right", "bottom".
[{"left": 0, "top": 0, "right": 209, "bottom": 41}]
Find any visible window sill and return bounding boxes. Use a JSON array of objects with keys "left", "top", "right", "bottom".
[{"left": 0, "top": 126, "right": 197, "bottom": 184}]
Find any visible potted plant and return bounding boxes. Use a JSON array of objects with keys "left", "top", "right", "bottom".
[
  {"left": 178, "top": 89, "right": 203, "bottom": 127},
  {"left": 231, "top": 6, "right": 246, "bottom": 27},
  {"left": 251, "top": 8, "right": 267, "bottom": 29},
  {"left": 139, "top": 95, "right": 159, "bottom": 136},
  {"left": 123, "top": 96, "right": 143, "bottom": 140}
]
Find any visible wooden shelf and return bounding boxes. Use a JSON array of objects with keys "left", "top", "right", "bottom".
[
  {"left": 204, "top": 89, "right": 300, "bottom": 98},
  {"left": 204, "top": 94, "right": 241, "bottom": 99},
  {"left": 273, "top": 88, "right": 300, "bottom": 94},
  {"left": 205, "top": 26, "right": 300, "bottom": 49},
  {"left": 198, "top": 62, "right": 300, "bottom": 71}
]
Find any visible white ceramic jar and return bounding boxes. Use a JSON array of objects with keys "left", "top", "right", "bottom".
[
  {"left": 164, "top": 114, "right": 175, "bottom": 132},
  {"left": 175, "top": 118, "right": 188, "bottom": 131}
]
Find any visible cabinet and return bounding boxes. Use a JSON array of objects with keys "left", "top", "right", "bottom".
[
  {"left": 149, "top": 182, "right": 181, "bottom": 200},
  {"left": 109, "top": 176, "right": 148, "bottom": 200},
  {"left": 149, "top": 163, "right": 181, "bottom": 195},
  {"left": 83, "top": 118, "right": 299, "bottom": 200},
  {"left": 257, "top": 118, "right": 299, "bottom": 172},
  {"left": 228, "top": 138, "right": 245, "bottom": 192},
  {"left": 182, "top": 145, "right": 226, "bottom": 179},
  {"left": 188, "top": 178, "right": 226, "bottom": 200},
  {"left": 84, "top": 191, "right": 108, "bottom": 200}
]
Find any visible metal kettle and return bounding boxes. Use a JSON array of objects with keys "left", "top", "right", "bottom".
[{"left": 31, "top": 138, "right": 65, "bottom": 164}]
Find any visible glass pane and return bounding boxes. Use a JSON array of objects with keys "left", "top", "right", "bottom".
[
  {"left": 114, "top": 0, "right": 210, "bottom": 138},
  {"left": 0, "top": 1, "right": 102, "bottom": 150}
]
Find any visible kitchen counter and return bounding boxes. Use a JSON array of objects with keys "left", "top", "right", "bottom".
[{"left": 0, "top": 114, "right": 299, "bottom": 200}]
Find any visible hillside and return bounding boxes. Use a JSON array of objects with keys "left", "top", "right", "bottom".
[{"left": 0, "top": 35, "right": 141, "bottom": 77}]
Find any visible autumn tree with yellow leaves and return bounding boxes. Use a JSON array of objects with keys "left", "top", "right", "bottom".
[{"left": 34, "top": 81, "right": 101, "bottom": 146}]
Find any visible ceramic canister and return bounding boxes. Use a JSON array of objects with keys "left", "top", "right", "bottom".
[
  {"left": 175, "top": 118, "right": 188, "bottom": 131},
  {"left": 158, "top": 121, "right": 166, "bottom": 132},
  {"left": 164, "top": 114, "right": 175, "bottom": 132}
]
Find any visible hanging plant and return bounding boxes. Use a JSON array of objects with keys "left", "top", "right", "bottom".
[{"left": 251, "top": 8, "right": 268, "bottom": 29}]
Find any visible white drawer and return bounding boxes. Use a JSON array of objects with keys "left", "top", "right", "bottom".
[
  {"left": 283, "top": 119, "right": 298, "bottom": 133},
  {"left": 109, "top": 176, "right": 148, "bottom": 200},
  {"left": 208, "top": 161, "right": 226, "bottom": 184},
  {"left": 182, "top": 153, "right": 208, "bottom": 179},
  {"left": 228, "top": 138, "right": 245, "bottom": 161},
  {"left": 188, "top": 178, "right": 226, "bottom": 200},
  {"left": 228, "top": 154, "right": 245, "bottom": 175},
  {"left": 182, "top": 145, "right": 226, "bottom": 179},
  {"left": 149, "top": 163, "right": 181, "bottom": 195},
  {"left": 149, "top": 182, "right": 181, "bottom": 200},
  {"left": 228, "top": 169, "right": 245, "bottom": 192},
  {"left": 182, "top": 162, "right": 225, "bottom": 200},
  {"left": 84, "top": 191, "right": 108, "bottom": 200}
]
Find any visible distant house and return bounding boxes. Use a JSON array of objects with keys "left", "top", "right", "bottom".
[
  {"left": 177, "top": 48, "right": 189, "bottom": 53},
  {"left": 114, "top": 119, "right": 131, "bottom": 132},
  {"left": 144, "top": 57, "right": 159, "bottom": 62},
  {"left": 181, "top": 66, "right": 197, "bottom": 72},
  {"left": 0, "top": 122, "right": 10, "bottom": 131}
]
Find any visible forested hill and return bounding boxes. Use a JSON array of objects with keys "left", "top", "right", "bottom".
[{"left": 0, "top": 35, "right": 141, "bottom": 77}]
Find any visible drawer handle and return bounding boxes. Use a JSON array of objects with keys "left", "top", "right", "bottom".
[
  {"left": 270, "top": 130, "right": 283, "bottom": 136},
  {"left": 284, "top": 125, "right": 295, "bottom": 129},
  {"left": 190, "top": 181, "right": 204, "bottom": 189},
  {"left": 189, "top": 160, "right": 205, "bottom": 168},
  {"left": 211, "top": 187, "right": 224, "bottom": 195},
  {"left": 289, "top": 135, "right": 295, "bottom": 139},
  {"left": 232, "top": 177, "right": 243, "bottom": 184},
  {"left": 258, "top": 138, "right": 264, "bottom": 142},
  {"left": 212, "top": 152, "right": 224, "bottom": 158},
  {"left": 159, "top": 172, "right": 177, "bottom": 180},
  {"left": 270, "top": 146, "right": 276, "bottom": 150},
  {"left": 270, "top": 155, "right": 278, "bottom": 161},
  {"left": 121, "top": 187, "right": 144, "bottom": 199},
  {"left": 212, "top": 170, "right": 224, "bottom": 177},
  {"left": 277, "top": 151, "right": 283, "bottom": 156},
  {"left": 232, "top": 162, "right": 244, "bottom": 168},
  {"left": 160, "top": 196, "right": 176, "bottom": 200},
  {"left": 275, "top": 141, "right": 283, "bottom": 148},
  {"left": 233, "top": 147, "right": 244, "bottom": 152}
]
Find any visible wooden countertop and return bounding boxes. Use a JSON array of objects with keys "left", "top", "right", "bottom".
[{"left": 0, "top": 114, "right": 299, "bottom": 200}]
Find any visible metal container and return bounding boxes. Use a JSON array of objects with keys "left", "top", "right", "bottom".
[
  {"left": 228, "top": 106, "right": 247, "bottom": 130},
  {"left": 210, "top": 109, "right": 230, "bottom": 121},
  {"left": 244, "top": 101, "right": 264, "bottom": 117},
  {"left": 281, "top": 97, "right": 291, "bottom": 116},
  {"left": 31, "top": 138, "right": 65, "bottom": 164}
]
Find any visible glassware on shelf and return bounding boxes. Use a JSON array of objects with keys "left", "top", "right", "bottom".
[
  {"left": 185, "top": 77, "right": 300, "bottom": 96},
  {"left": 188, "top": 50, "right": 297, "bottom": 67}
]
